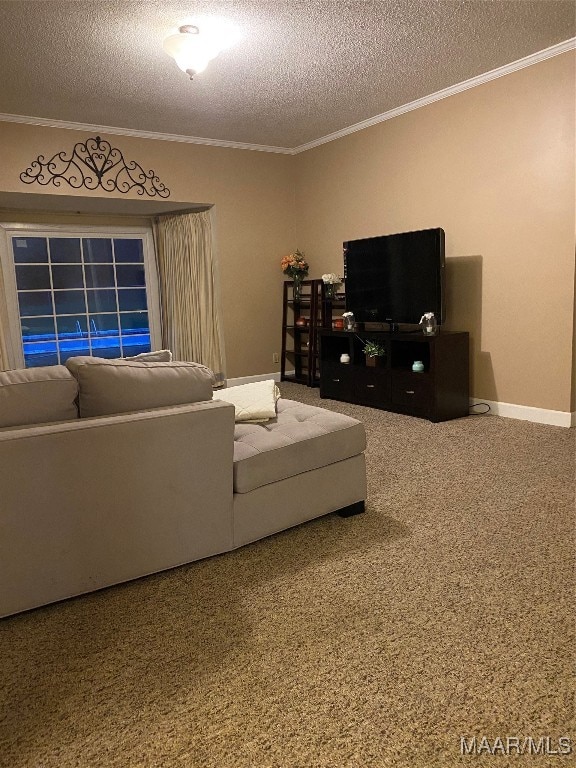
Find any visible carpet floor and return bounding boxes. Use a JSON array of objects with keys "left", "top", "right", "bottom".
[{"left": 1, "top": 383, "right": 574, "bottom": 768}]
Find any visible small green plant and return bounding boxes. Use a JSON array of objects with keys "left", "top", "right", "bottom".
[{"left": 362, "top": 340, "right": 386, "bottom": 358}]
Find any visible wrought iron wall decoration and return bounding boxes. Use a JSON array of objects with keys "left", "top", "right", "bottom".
[{"left": 20, "top": 135, "right": 171, "bottom": 198}]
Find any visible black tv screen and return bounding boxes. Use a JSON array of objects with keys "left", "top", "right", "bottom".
[{"left": 343, "top": 227, "right": 445, "bottom": 326}]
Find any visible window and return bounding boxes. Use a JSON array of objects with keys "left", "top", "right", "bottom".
[{"left": 0, "top": 224, "right": 161, "bottom": 368}]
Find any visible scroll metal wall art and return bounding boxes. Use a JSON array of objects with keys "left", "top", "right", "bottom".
[{"left": 20, "top": 135, "right": 171, "bottom": 198}]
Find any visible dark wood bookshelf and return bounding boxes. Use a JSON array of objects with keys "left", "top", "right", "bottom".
[{"left": 281, "top": 280, "right": 346, "bottom": 387}]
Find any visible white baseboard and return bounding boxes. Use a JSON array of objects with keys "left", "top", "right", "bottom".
[
  {"left": 224, "top": 377, "right": 574, "bottom": 428},
  {"left": 471, "top": 398, "right": 574, "bottom": 428},
  {"left": 225, "top": 371, "right": 286, "bottom": 387}
]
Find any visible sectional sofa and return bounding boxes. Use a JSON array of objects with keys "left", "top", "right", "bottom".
[{"left": 0, "top": 358, "right": 367, "bottom": 617}]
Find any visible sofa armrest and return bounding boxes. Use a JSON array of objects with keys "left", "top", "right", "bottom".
[{"left": 0, "top": 399, "right": 235, "bottom": 616}]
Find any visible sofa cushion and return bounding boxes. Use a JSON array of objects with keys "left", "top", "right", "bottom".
[
  {"left": 0, "top": 366, "right": 78, "bottom": 428},
  {"left": 65, "top": 356, "right": 215, "bottom": 417},
  {"left": 233, "top": 398, "right": 366, "bottom": 493}
]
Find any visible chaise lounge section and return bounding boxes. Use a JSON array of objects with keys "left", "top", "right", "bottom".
[{"left": 0, "top": 359, "right": 367, "bottom": 617}]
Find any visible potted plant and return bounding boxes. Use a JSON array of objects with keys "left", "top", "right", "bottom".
[{"left": 362, "top": 340, "right": 386, "bottom": 367}]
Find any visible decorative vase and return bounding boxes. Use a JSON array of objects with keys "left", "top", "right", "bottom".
[
  {"left": 293, "top": 275, "right": 304, "bottom": 301},
  {"left": 324, "top": 283, "right": 336, "bottom": 300},
  {"left": 366, "top": 355, "right": 376, "bottom": 367},
  {"left": 420, "top": 312, "right": 438, "bottom": 336}
]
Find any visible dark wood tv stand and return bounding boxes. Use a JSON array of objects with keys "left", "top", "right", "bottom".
[{"left": 318, "top": 329, "right": 469, "bottom": 422}]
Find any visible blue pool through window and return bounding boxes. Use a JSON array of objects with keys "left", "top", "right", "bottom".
[{"left": 12, "top": 236, "right": 153, "bottom": 367}]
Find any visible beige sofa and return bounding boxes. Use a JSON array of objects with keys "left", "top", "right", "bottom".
[{"left": 0, "top": 359, "right": 367, "bottom": 617}]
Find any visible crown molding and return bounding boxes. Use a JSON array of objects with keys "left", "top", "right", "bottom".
[
  {"left": 292, "top": 37, "right": 576, "bottom": 154},
  {"left": 0, "top": 37, "right": 573, "bottom": 156},
  {"left": 0, "top": 113, "right": 294, "bottom": 155}
]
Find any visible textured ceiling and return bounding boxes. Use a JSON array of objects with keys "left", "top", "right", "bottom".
[{"left": 0, "top": 1, "right": 574, "bottom": 150}]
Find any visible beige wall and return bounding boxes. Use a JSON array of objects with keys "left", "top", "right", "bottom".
[
  {"left": 0, "top": 52, "right": 574, "bottom": 412},
  {"left": 0, "top": 122, "right": 295, "bottom": 378},
  {"left": 295, "top": 52, "right": 576, "bottom": 413}
]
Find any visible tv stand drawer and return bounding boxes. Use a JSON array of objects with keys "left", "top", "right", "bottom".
[
  {"left": 352, "top": 368, "right": 390, "bottom": 406},
  {"left": 320, "top": 363, "right": 353, "bottom": 400},
  {"left": 391, "top": 373, "right": 431, "bottom": 409}
]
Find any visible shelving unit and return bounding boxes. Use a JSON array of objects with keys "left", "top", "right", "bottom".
[
  {"left": 280, "top": 280, "right": 346, "bottom": 387},
  {"left": 318, "top": 329, "right": 469, "bottom": 422},
  {"left": 280, "top": 279, "right": 317, "bottom": 386}
]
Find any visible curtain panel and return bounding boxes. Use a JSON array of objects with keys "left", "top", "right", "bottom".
[
  {"left": 154, "top": 211, "right": 226, "bottom": 386},
  {"left": 0, "top": 264, "right": 11, "bottom": 371}
]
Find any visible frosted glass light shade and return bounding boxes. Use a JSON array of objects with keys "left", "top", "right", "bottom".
[
  {"left": 163, "top": 18, "right": 240, "bottom": 77},
  {"left": 163, "top": 30, "right": 216, "bottom": 74}
]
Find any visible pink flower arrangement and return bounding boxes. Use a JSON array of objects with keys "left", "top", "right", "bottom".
[{"left": 281, "top": 249, "right": 309, "bottom": 279}]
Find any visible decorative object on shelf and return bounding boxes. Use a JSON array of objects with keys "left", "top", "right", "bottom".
[
  {"left": 420, "top": 312, "right": 438, "bottom": 336},
  {"left": 20, "top": 136, "right": 171, "bottom": 197},
  {"left": 322, "top": 273, "right": 341, "bottom": 300},
  {"left": 340, "top": 353, "right": 350, "bottom": 364},
  {"left": 295, "top": 316, "right": 308, "bottom": 327},
  {"left": 362, "top": 339, "right": 386, "bottom": 367},
  {"left": 281, "top": 249, "right": 309, "bottom": 302},
  {"left": 342, "top": 311, "right": 356, "bottom": 331},
  {"left": 292, "top": 274, "right": 304, "bottom": 300},
  {"left": 412, "top": 360, "right": 425, "bottom": 372},
  {"left": 332, "top": 318, "right": 344, "bottom": 330}
]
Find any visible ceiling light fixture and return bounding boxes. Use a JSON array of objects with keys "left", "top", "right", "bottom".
[{"left": 163, "top": 17, "right": 240, "bottom": 80}]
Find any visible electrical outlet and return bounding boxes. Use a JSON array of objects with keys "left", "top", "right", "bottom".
[{"left": 272, "top": 352, "right": 280, "bottom": 364}]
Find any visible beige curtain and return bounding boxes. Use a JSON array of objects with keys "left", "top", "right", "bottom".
[
  {"left": 154, "top": 210, "right": 226, "bottom": 385},
  {"left": 0, "top": 264, "right": 11, "bottom": 371}
]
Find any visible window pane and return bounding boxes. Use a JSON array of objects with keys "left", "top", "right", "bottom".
[
  {"left": 116, "top": 264, "right": 145, "bottom": 287},
  {"left": 21, "top": 316, "right": 55, "bottom": 343},
  {"left": 120, "top": 312, "right": 149, "bottom": 335},
  {"left": 50, "top": 238, "right": 81, "bottom": 263},
  {"left": 118, "top": 289, "right": 147, "bottom": 311},
  {"left": 15, "top": 265, "right": 51, "bottom": 290},
  {"left": 114, "top": 239, "right": 144, "bottom": 263},
  {"left": 122, "top": 334, "right": 151, "bottom": 357},
  {"left": 57, "top": 315, "right": 88, "bottom": 340},
  {"left": 85, "top": 264, "right": 115, "bottom": 288},
  {"left": 58, "top": 340, "right": 91, "bottom": 362},
  {"left": 9, "top": 232, "right": 153, "bottom": 369},
  {"left": 51, "top": 265, "right": 84, "bottom": 290},
  {"left": 23, "top": 342, "right": 58, "bottom": 367},
  {"left": 91, "top": 337, "right": 121, "bottom": 358},
  {"left": 54, "top": 290, "right": 86, "bottom": 315},
  {"left": 83, "top": 238, "right": 113, "bottom": 263},
  {"left": 89, "top": 314, "right": 119, "bottom": 336},
  {"left": 18, "top": 291, "right": 54, "bottom": 317},
  {"left": 87, "top": 289, "right": 117, "bottom": 313},
  {"left": 12, "top": 237, "right": 48, "bottom": 263}
]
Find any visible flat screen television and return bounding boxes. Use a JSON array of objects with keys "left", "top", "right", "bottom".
[{"left": 343, "top": 227, "right": 445, "bottom": 328}]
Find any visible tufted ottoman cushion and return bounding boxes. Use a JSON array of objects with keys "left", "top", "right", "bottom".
[{"left": 233, "top": 399, "right": 366, "bottom": 493}]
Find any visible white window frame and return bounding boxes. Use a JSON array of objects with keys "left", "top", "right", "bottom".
[{"left": 0, "top": 222, "right": 161, "bottom": 369}]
